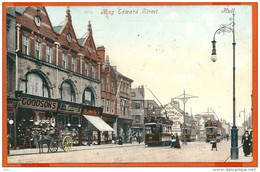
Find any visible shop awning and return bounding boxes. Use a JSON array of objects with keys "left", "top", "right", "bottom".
[{"left": 83, "top": 115, "right": 114, "bottom": 132}]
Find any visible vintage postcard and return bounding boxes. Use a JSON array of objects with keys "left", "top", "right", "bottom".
[{"left": 2, "top": 1, "right": 258, "bottom": 169}]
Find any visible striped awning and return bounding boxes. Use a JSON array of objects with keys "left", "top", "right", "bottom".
[{"left": 83, "top": 115, "right": 114, "bottom": 132}]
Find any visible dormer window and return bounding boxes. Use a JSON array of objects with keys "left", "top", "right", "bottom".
[
  {"left": 88, "top": 45, "right": 92, "bottom": 53},
  {"left": 67, "top": 33, "right": 72, "bottom": 43}
]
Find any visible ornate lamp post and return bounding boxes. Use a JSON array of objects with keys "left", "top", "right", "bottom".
[
  {"left": 174, "top": 90, "right": 197, "bottom": 145},
  {"left": 211, "top": 13, "right": 238, "bottom": 159}
]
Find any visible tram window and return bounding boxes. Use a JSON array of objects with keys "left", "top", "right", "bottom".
[{"left": 145, "top": 126, "right": 152, "bottom": 134}]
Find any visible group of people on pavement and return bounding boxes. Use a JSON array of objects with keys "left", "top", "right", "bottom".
[
  {"left": 112, "top": 131, "right": 142, "bottom": 145},
  {"left": 241, "top": 130, "right": 253, "bottom": 157},
  {"left": 171, "top": 133, "right": 181, "bottom": 149}
]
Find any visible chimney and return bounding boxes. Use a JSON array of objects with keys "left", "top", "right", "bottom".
[
  {"left": 171, "top": 99, "right": 180, "bottom": 108},
  {"left": 140, "top": 85, "right": 145, "bottom": 98},
  {"left": 97, "top": 46, "right": 105, "bottom": 63}
]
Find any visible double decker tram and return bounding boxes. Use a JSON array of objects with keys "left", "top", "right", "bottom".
[{"left": 145, "top": 117, "right": 173, "bottom": 146}]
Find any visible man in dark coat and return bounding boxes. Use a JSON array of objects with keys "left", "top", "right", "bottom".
[
  {"left": 171, "top": 134, "right": 176, "bottom": 148},
  {"left": 241, "top": 131, "right": 251, "bottom": 156},
  {"left": 210, "top": 137, "right": 217, "bottom": 151},
  {"left": 249, "top": 131, "right": 253, "bottom": 155},
  {"left": 174, "top": 133, "right": 181, "bottom": 149}
]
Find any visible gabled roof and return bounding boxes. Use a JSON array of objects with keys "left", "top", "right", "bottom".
[
  {"left": 131, "top": 88, "right": 144, "bottom": 100},
  {"left": 53, "top": 26, "right": 63, "bottom": 34},
  {"left": 15, "top": 7, "right": 27, "bottom": 14},
  {"left": 116, "top": 71, "right": 134, "bottom": 82},
  {"left": 77, "top": 38, "right": 85, "bottom": 45}
]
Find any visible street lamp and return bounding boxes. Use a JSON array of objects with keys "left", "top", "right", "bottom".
[
  {"left": 173, "top": 90, "right": 197, "bottom": 145},
  {"left": 239, "top": 108, "right": 246, "bottom": 132},
  {"left": 210, "top": 13, "right": 238, "bottom": 159}
]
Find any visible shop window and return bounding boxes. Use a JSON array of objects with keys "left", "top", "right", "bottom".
[
  {"left": 61, "top": 81, "right": 75, "bottom": 102},
  {"left": 22, "top": 34, "right": 29, "bottom": 55},
  {"left": 83, "top": 87, "right": 95, "bottom": 106},
  {"left": 46, "top": 44, "right": 52, "bottom": 63},
  {"left": 25, "top": 73, "right": 50, "bottom": 97}
]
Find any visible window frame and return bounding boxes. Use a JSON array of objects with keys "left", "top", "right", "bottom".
[
  {"left": 22, "top": 34, "right": 29, "bottom": 55},
  {"left": 46, "top": 44, "right": 52, "bottom": 63},
  {"left": 62, "top": 52, "right": 68, "bottom": 69},
  {"left": 35, "top": 40, "right": 41, "bottom": 59}
]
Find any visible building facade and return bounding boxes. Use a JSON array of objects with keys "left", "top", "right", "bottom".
[
  {"left": 7, "top": 6, "right": 119, "bottom": 148},
  {"left": 115, "top": 70, "right": 133, "bottom": 142},
  {"left": 131, "top": 86, "right": 145, "bottom": 141}
]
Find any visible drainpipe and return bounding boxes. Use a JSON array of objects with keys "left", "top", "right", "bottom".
[{"left": 54, "top": 42, "right": 60, "bottom": 97}]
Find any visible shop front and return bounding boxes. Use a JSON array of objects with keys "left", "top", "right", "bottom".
[
  {"left": 82, "top": 106, "right": 114, "bottom": 145},
  {"left": 7, "top": 98, "right": 19, "bottom": 148},
  {"left": 15, "top": 93, "right": 59, "bottom": 149},
  {"left": 57, "top": 101, "right": 82, "bottom": 145},
  {"left": 117, "top": 118, "right": 133, "bottom": 143},
  {"left": 101, "top": 113, "right": 118, "bottom": 144}
]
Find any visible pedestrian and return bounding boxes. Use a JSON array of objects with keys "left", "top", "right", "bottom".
[
  {"left": 241, "top": 131, "right": 251, "bottom": 157},
  {"left": 137, "top": 131, "right": 141, "bottom": 144},
  {"left": 226, "top": 134, "right": 229, "bottom": 141},
  {"left": 118, "top": 135, "right": 123, "bottom": 145},
  {"left": 210, "top": 137, "right": 217, "bottom": 151},
  {"left": 112, "top": 134, "right": 117, "bottom": 145},
  {"left": 250, "top": 131, "right": 253, "bottom": 155},
  {"left": 174, "top": 133, "right": 181, "bottom": 149},
  {"left": 171, "top": 134, "right": 176, "bottom": 148}
]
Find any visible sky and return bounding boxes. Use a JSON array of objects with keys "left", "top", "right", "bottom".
[{"left": 46, "top": 4, "right": 253, "bottom": 126}]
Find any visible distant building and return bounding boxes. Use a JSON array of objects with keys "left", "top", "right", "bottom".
[
  {"left": 115, "top": 69, "right": 133, "bottom": 142},
  {"left": 161, "top": 99, "right": 184, "bottom": 136},
  {"left": 131, "top": 85, "right": 145, "bottom": 140}
]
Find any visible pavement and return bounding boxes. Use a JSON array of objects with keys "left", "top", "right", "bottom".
[
  {"left": 8, "top": 141, "right": 145, "bottom": 156},
  {"left": 225, "top": 144, "right": 253, "bottom": 162}
]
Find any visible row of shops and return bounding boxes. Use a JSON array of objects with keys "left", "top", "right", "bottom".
[{"left": 7, "top": 92, "right": 133, "bottom": 149}]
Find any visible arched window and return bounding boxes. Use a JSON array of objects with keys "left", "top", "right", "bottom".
[
  {"left": 60, "top": 81, "right": 76, "bottom": 102},
  {"left": 20, "top": 72, "right": 50, "bottom": 97},
  {"left": 83, "top": 87, "right": 95, "bottom": 106}
]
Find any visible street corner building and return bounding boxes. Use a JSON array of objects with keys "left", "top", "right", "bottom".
[{"left": 6, "top": 6, "right": 134, "bottom": 150}]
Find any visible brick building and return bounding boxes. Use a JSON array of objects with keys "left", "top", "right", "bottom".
[
  {"left": 115, "top": 69, "right": 133, "bottom": 142},
  {"left": 7, "top": 6, "right": 119, "bottom": 148}
]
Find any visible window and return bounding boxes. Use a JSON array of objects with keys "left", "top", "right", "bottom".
[
  {"left": 135, "top": 116, "right": 140, "bottom": 123},
  {"left": 46, "top": 45, "right": 52, "bottom": 63},
  {"left": 101, "top": 78, "right": 105, "bottom": 91},
  {"left": 111, "top": 81, "right": 114, "bottom": 94},
  {"left": 126, "top": 84, "right": 129, "bottom": 94},
  {"left": 135, "top": 103, "right": 141, "bottom": 109},
  {"left": 71, "top": 56, "right": 76, "bottom": 72},
  {"left": 24, "top": 73, "right": 49, "bottom": 97},
  {"left": 111, "top": 100, "right": 114, "bottom": 114},
  {"left": 35, "top": 40, "right": 41, "bottom": 59},
  {"left": 92, "top": 65, "right": 96, "bottom": 79},
  {"left": 83, "top": 87, "right": 95, "bottom": 106},
  {"left": 61, "top": 82, "right": 75, "bottom": 102},
  {"left": 101, "top": 98, "right": 105, "bottom": 108},
  {"left": 106, "top": 99, "right": 110, "bottom": 113},
  {"left": 120, "top": 99, "right": 123, "bottom": 115},
  {"left": 106, "top": 76, "right": 110, "bottom": 92},
  {"left": 85, "top": 62, "right": 89, "bottom": 76},
  {"left": 123, "top": 100, "right": 126, "bottom": 116},
  {"left": 22, "top": 34, "right": 29, "bottom": 55},
  {"left": 62, "top": 52, "right": 67, "bottom": 69}
]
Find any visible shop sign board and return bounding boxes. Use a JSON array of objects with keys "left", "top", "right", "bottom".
[
  {"left": 59, "top": 103, "right": 82, "bottom": 114},
  {"left": 19, "top": 96, "right": 59, "bottom": 111},
  {"left": 83, "top": 108, "right": 100, "bottom": 116}
]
